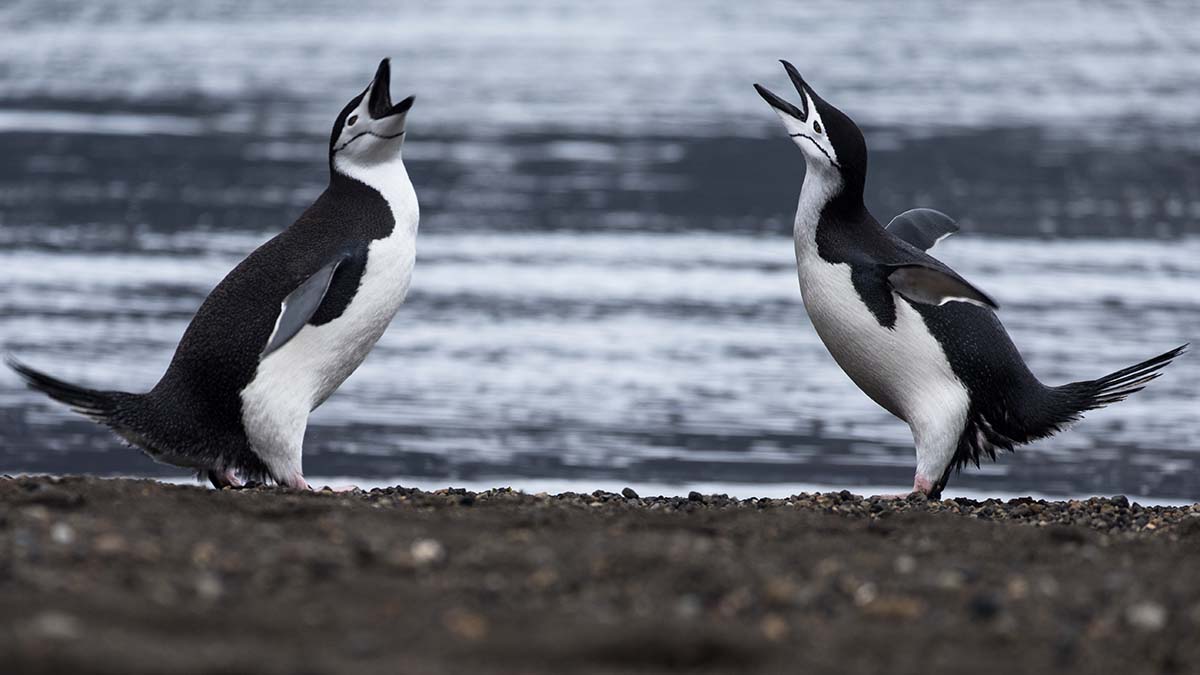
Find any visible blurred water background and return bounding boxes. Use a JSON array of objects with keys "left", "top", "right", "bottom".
[{"left": 0, "top": 0, "right": 1197, "bottom": 499}]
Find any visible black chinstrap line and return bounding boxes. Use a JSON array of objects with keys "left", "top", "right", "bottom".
[
  {"left": 334, "top": 129, "right": 406, "bottom": 153},
  {"left": 789, "top": 132, "right": 841, "bottom": 169}
]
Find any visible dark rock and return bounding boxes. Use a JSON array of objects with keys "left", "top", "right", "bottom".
[
  {"left": 967, "top": 593, "right": 1002, "bottom": 621},
  {"left": 622, "top": 487, "right": 640, "bottom": 500}
]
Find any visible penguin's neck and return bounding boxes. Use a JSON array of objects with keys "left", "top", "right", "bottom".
[
  {"left": 331, "top": 156, "right": 418, "bottom": 235},
  {"left": 793, "top": 162, "right": 871, "bottom": 258}
]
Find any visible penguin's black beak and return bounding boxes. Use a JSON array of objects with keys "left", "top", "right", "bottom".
[
  {"left": 368, "top": 58, "right": 415, "bottom": 120},
  {"left": 753, "top": 60, "right": 809, "bottom": 122}
]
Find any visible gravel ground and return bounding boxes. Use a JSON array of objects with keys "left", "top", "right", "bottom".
[{"left": 2, "top": 476, "right": 1199, "bottom": 674}]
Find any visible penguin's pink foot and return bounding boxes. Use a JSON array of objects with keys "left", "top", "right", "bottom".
[
  {"left": 278, "top": 473, "right": 313, "bottom": 491},
  {"left": 207, "top": 469, "right": 243, "bottom": 489},
  {"left": 912, "top": 474, "right": 936, "bottom": 497},
  {"left": 871, "top": 475, "right": 938, "bottom": 500}
]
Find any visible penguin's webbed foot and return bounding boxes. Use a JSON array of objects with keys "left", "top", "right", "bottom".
[
  {"left": 912, "top": 474, "right": 944, "bottom": 500},
  {"left": 277, "top": 472, "right": 313, "bottom": 491},
  {"left": 871, "top": 474, "right": 941, "bottom": 501},
  {"left": 206, "top": 468, "right": 243, "bottom": 490}
]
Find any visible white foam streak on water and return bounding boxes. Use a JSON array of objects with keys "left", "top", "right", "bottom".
[
  {"left": 0, "top": 110, "right": 207, "bottom": 136},
  {"left": 4, "top": 232, "right": 1199, "bottom": 307},
  {"left": 0, "top": 1, "right": 1197, "bottom": 139}
]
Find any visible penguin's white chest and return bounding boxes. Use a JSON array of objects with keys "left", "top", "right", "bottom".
[
  {"left": 795, "top": 241, "right": 966, "bottom": 426},
  {"left": 292, "top": 226, "right": 415, "bottom": 406},
  {"left": 239, "top": 160, "right": 418, "bottom": 479},
  {"left": 243, "top": 225, "right": 414, "bottom": 414}
]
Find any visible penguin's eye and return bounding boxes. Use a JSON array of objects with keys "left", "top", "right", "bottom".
[
  {"left": 347, "top": 115, "right": 358, "bottom": 127},
  {"left": 813, "top": 120, "right": 823, "bottom": 134}
]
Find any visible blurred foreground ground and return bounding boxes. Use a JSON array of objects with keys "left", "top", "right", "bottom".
[{"left": 2, "top": 476, "right": 1199, "bottom": 674}]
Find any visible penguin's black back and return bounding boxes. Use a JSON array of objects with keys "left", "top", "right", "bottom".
[{"left": 133, "top": 173, "right": 396, "bottom": 477}]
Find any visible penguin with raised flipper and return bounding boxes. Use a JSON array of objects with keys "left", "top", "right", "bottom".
[
  {"left": 9, "top": 58, "right": 419, "bottom": 490},
  {"left": 753, "top": 60, "right": 1186, "bottom": 498}
]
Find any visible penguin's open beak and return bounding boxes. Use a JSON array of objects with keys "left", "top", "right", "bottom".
[
  {"left": 367, "top": 58, "right": 415, "bottom": 120},
  {"left": 753, "top": 60, "right": 809, "bottom": 122}
]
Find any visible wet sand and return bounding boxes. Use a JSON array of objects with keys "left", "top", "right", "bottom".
[{"left": 2, "top": 476, "right": 1199, "bottom": 674}]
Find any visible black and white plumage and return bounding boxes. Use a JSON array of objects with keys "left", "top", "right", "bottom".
[
  {"left": 8, "top": 58, "right": 419, "bottom": 490},
  {"left": 754, "top": 60, "right": 1186, "bottom": 498}
]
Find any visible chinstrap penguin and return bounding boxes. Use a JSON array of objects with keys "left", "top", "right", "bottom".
[
  {"left": 754, "top": 60, "right": 1186, "bottom": 499},
  {"left": 8, "top": 58, "right": 419, "bottom": 490}
]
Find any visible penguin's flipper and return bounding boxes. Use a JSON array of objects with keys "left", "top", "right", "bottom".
[
  {"left": 887, "top": 262, "right": 998, "bottom": 310},
  {"left": 261, "top": 260, "right": 342, "bottom": 357},
  {"left": 885, "top": 208, "right": 959, "bottom": 251}
]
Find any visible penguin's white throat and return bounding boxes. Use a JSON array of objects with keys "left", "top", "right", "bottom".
[
  {"left": 795, "top": 160, "right": 843, "bottom": 237},
  {"left": 334, "top": 152, "right": 406, "bottom": 189}
]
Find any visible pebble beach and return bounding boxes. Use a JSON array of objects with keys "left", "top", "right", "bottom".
[{"left": 3, "top": 476, "right": 1199, "bottom": 674}]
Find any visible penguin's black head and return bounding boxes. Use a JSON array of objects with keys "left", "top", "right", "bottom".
[
  {"left": 329, "top": 58, "right": 415, "bottom": 169},
  {"left": 754, "top": 61, "right": 867, "bottom": 194}
]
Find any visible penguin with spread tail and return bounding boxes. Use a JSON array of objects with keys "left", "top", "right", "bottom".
[
  {"left": 9, "top": 59, "right": 419, "bottom": 490},
  {"left": 754, "top": 60, "right": 1185, "bottom": 498}
]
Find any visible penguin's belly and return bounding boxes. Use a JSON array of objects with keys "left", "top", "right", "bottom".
[
  {"left": 305, "top": 232, "right": 415, "bottom": 407},
  {"left": 239, "top": 229, "right": 415, "bottom": 470},
  {"left": 797, "top": 256, "right": 966, "bottom": 424}
]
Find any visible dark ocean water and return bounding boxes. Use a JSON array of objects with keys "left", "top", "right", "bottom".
[{"left": 0, "top": 0, "right": 1197, "bottom": 499}]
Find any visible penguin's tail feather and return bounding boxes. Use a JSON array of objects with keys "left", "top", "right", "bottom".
[
  {"left": 947, "top": 344, "right": 1187, "bottom": 482},
  {"left": 1051, "top": 344, "right": 1187, "bottom": 418},
  {"left": 7, "top": 356, "right": 266, "bottom": 483},
  {"left": 6, "top": 356, "right": 135, "bottom": 424}
]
